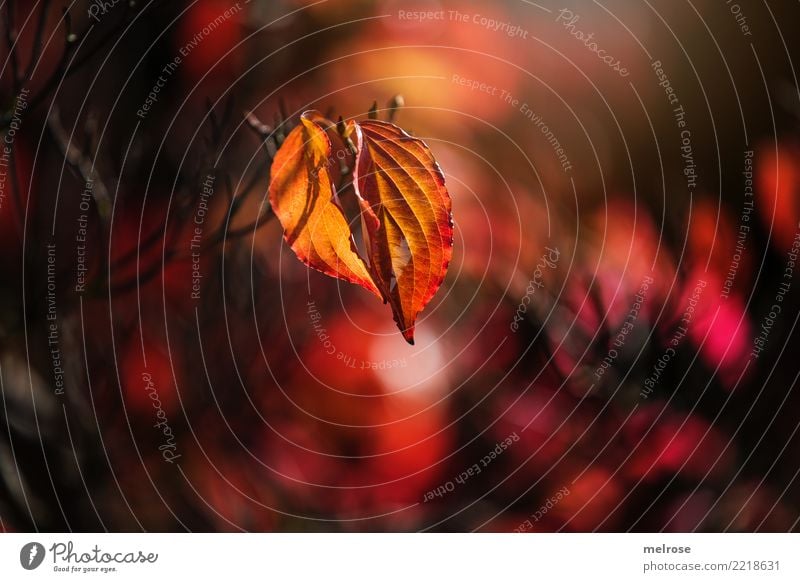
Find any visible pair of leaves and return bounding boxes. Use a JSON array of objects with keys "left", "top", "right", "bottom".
[{"left": 268, "top": 110, "right": 453, "bottom": 344}]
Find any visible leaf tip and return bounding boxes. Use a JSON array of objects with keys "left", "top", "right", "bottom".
[{"left": 399, "top": 323, "right": 416, "bottom": 344}]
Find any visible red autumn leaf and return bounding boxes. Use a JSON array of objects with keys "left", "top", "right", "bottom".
[
  {"left": 350, "top": 120, "right": 453, "bottom": 343},
  {"left": 268, "top": 109, "right": 453, "bottom": 344}
]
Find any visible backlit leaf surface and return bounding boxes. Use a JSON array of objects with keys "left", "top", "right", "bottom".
[{"left": 269, "top": 111, "right": 453, "bottom": 343}]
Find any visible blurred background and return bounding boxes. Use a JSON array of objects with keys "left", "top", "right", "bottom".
[{"left": 1, "top": 0, "right": 800, "bottom": 531}]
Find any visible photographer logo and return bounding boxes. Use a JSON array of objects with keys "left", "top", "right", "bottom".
[{"left": 20, "top": 542, "right": 46, "bottom": 570}]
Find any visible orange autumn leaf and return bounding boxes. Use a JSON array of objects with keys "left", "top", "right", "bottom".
[
  {"left": 350, "top": 120, "right": 453, "bottom": 344},
  {"left": 268, "top": 110, "right": 453, "bottom": 344},
  {"left": 269, "top": 112, "right": 380, "bottom": 296}
]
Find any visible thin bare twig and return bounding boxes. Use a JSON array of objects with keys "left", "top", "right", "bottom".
[
  {"left": 21, "top": 0, "right": 52, "bottom": 84},
  {"left": 46, "top": 106, "right": 111, "bottom": 222}
]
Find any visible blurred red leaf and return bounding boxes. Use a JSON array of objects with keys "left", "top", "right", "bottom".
[{"left": 757, "top": 142, "right": 800, "bottom": 253}]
